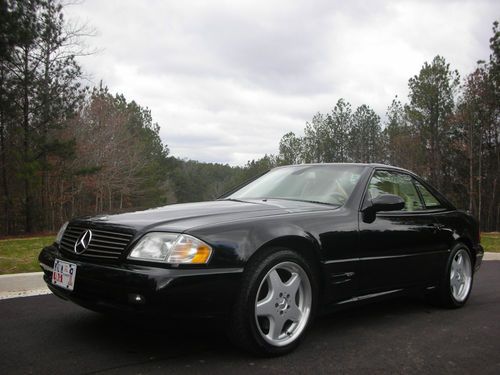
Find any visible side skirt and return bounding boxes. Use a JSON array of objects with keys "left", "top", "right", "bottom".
[{"left": 318, "top": 286, "right": 434, "bottom": 316}]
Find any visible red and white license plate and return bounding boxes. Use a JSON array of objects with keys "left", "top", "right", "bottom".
[{"left": 52, "top": 259, "right": 77, "bottom": 291}]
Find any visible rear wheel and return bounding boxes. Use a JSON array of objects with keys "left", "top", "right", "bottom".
[
  {"left": 432, "top": 244, "right": 473, "bottom": 308},
  {"left": 229, "top": 248, "right": 318, "bottom": 356}
]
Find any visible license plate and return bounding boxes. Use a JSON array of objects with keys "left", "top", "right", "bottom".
[{"left": 52, "top": 259, "right": 77, "bottom": 291}]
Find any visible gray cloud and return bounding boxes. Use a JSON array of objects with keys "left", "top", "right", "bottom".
[{"left": 66, "top": 0, "right": 499, "bottom": 165}]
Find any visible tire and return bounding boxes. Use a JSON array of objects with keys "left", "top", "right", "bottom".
[
  {"left": 229, "top": 247, "right": 318, "bottom": 356},
  {"left": 431, "top": 243, "right": 474, "bottom": 308}
]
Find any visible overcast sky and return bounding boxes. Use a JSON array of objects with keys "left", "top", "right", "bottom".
[{"left": 65, "top": 0, "right": 498, "bottom": 166}]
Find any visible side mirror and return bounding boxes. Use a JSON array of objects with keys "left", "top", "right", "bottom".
[
  {"left": 362, "top": 194, "right": 405, "bottom": 223},
  {"left": 371, "top": 194, "right": 405, "bottom": 212}
]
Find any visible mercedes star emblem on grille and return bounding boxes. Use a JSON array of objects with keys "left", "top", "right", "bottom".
[{"left": 74, "top": 229, "right": 92, "bottom": 254}]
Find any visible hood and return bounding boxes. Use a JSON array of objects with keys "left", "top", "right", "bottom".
[{"left": 74, "top": 199, "right": 334, "bottom": 233}]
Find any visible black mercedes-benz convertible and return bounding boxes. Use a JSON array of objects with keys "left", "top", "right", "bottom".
[{"left": 39, "top": 163, "right": 483, "bottom": 355}]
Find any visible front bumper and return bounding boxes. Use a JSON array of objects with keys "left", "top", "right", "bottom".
[{"left": 39, "top": 245, "right": 243, "bottom": 317}]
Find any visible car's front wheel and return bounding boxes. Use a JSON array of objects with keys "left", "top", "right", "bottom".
[{"left": 229, "top": 248, "right": 318, "bottom": 356}]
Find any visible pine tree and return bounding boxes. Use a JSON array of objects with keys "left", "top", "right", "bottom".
[{"left": 407, "top": 56, "right": 460, "bottom": 190}]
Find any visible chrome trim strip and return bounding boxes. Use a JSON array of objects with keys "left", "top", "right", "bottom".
[
  {"left": 360, "top": 249, "right": 449, "bottom": 261},
  {"left": 39, "top": 262, "right": 53, "bottom": 272},
  {"left": 324, "top": 249, "right": 449, "bottom": 264},
  {"left": 336, "top": 289, "right": 403, "bottom": 305},
  {"left": 357, "top": 289, "right": 403, "bottom": 301},
  {"left": 324, "top": 257, "right": 359, "bottom": 264}
]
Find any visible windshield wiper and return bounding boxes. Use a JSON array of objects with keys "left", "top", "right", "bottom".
[
  {"left": 219, "top": 198, "right": 264, "bottom": 205},
  {"left": 218, "top": 198, "right": 248, "bottom": 203},
  {"left": 263, "top": 197, "right": 340, "bottom": 207}
]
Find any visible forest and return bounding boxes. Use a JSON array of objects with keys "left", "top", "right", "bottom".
[{"left": 0, "top": 0, "right": 498, "bottom": 235}]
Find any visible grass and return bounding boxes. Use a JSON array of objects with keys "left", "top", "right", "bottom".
[
  {"left": 0, "top": 235, "right": 55, "bottom": 275},
  {"left": 0, "top": 232, "right": 499, "bottom": 275},
  {"left": 482, "top": 232, "right": 500, "bottom": 253}
]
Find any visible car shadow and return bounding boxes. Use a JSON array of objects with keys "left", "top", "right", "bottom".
[{"left": 60, "top": 293, "right": 436, "bottom": 362}]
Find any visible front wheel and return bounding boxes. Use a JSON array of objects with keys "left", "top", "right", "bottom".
[{"left": 229, "top": 248, "right": 318, "bottom": 356}]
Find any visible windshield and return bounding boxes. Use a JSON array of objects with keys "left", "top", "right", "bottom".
[{"left": 227, "top": 165, "right": 364, "bottom": 206}]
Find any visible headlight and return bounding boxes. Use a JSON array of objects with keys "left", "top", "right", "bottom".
[
  {"left": 128, "top": 233, "right": 212, "bottom": 264},
  {"left": 55, "top": 221, "right": 69, "bottom": 244}
]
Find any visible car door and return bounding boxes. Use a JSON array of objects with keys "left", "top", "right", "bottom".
[
  {"left": 412, "top": 178, "right": 454, "bottom": 277},
  {"left": 357, "top": 169, "right": 447, "bottom": 294}
]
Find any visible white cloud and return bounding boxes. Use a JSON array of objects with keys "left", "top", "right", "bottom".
[{"left": 65, "top": 0, "right": 498, "bottom": 165}]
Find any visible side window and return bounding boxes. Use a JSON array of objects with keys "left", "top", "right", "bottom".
[
  {"left": 414, "top": 180, "right": 443, "bottom": 209},
  {"left": 367, "top": 171, "right": 424, "bottom": 211}
]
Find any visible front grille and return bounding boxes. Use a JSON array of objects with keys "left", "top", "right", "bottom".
[{"left": 60, "top": 225, "right": 134, "bottom": 260}]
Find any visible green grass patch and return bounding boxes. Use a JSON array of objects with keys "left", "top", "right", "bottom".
[
  {"left": 482, "top": 232, "right": 500, "bottom": 253},
  {"left": 0, "top": 235, "right": 55, "bottom": 274}
]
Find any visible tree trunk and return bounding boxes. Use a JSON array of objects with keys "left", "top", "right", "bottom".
[
  {"left": 108, "top": 184, "right": 112, "bottom": 211},
  {"left": 478, "top": 127, "right": 482, "bottom": 227},
  {"left": 95, "top": 191, "right": 99, "bottom": 214},
  {"left": 59, "top": 180, "right": 64, "bottom": 225},
  {"left": 40, "top": 44, "right": 51, "bottom": 230},
  {"left": 469, "top": 122, "right": 474, "bottom": 214},
  {"left": 488, "top": 177, "right": 496, "bottom": 231},
  {"left": 22, "top": 47, "right": 33, "bottom": 233},
  {"left": 0, "top": 64, "right": 12, "bottom": 234}
]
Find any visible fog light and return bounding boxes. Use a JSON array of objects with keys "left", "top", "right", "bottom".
[{"left": 128, "top": 294, "right": 146, "bottom": 305}]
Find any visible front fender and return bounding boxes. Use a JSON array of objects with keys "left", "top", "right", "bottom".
[{"left": 188, "top": 216, "right": 323, "bottom": 268}]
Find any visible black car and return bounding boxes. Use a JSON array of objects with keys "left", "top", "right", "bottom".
[{"left": 39, "top": 163, "right": 483, "bottom": 355}]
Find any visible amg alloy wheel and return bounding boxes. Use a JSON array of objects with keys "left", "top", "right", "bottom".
[
  {"left": 229, "top": 248, "right": 317, "bottom": 356},
  {"left": 431, "top": 243, "right": 474, "bottom": 308},
  {"left": 254, "top": 261, "right": 312, "bottom": 347},
  {"left": 449, "top": 249, "right": 472, "bottom": 303}
]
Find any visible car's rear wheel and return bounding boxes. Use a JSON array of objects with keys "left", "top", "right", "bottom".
[
  {"left": 229, "top": 248, "right": 318, "bottom": 356},
  {"left": 432, "top": 243, "right": 473, "bottom": 308}
]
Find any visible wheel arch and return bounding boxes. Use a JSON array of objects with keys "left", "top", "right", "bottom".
[{"left": 246, "top": 235, "right": 325, "bottom": 293}]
